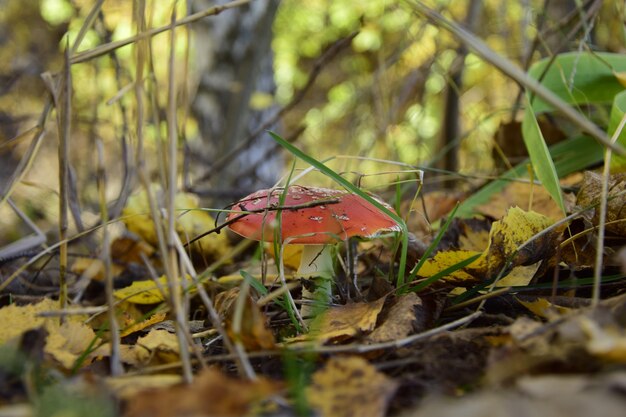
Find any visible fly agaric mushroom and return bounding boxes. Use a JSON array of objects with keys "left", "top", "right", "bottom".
[{"left": 226, "top": 185, "right": 400, "bottom": 317}]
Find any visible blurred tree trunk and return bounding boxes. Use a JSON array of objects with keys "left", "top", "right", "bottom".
[
  {"left": 437, "top": 0, "right": 482, "bottom": 178},
  {"left": 188, "top": 0, "right": 281, "bottom": 204}
]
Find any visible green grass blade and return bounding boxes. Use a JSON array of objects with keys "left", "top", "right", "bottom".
[
  {"left": 410, "top": 252, "right": 482, "bottom": 292},
  {"left": 522, "top": 100, "right": 565, "bottom": 213},
  {"left": 609, "top": 90, "right": 626, "bottom": 169},
  {"left": 406, "top": 203, "right": 459, "bottom": 284}
]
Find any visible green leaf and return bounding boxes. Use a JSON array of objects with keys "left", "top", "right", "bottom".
[
  {"left": 528, "top": 52, "right": 626, "bottom": 113},
  {"left": 522, "top": 101, "right": 565, "bottom": 213},
  {"left": 516, "top": 52, "right": 626, "bottom": 214},
  {"left": 608, "top": 90, "right": 626, "bottom": 169}
]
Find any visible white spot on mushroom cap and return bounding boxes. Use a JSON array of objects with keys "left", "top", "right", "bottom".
[
  {"left": 333, "top": 214, "right": 350, "bottom": 221},
  {"left": 309, "top": 216, "right": 324, "bottom": 222}
]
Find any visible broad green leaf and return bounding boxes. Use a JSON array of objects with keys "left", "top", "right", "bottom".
[
  {"left": 518, "top": 52, "right": 626, "bottom": 215},
  {"left": 522, "top": 102, "right": 564, "bottom": 213},
  {"left": 608, "top": 90, "right": 626, "bottom": 169},
  {"left": 528, "top": 52, "right": 626, "bottom": 113}
]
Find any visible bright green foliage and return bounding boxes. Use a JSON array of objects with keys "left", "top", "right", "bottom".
[{"left": 522, "top": 53, "right": 626, "bottom": 212}]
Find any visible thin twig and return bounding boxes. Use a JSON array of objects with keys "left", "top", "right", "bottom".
[
  {"left": 96, "top": 139, "right": 123, "bottom": 376},
  {"left": 231, "top": 280, "right": 258, "bottom": 379},
  {"left": 122, "top": 311, "right": 482, "bottom": 376},
  {"left": 70, "top": 0, "right": 252, "bottom": 64},
  {"left": 172, "top": 234, "right": 249, "bottom": 374},
  {"left": 593, "top": 113, "right": 626, "bottom": 307},
  {"left": 164, "top": 6, "right": 193, "bottom": 384},
  {"left": 186, "top": 198, "right": 341, "bottom": 246},
  {"left": 55, "top": 44, "right": 72, "bottom": 311}
]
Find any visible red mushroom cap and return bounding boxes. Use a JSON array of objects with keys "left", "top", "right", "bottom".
[{"left": 226, "top": 185, "right": 400, "bottom": 244}]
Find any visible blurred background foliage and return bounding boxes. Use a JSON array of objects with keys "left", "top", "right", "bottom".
[{"left": 0, "top": 0, "right": 624, "bottom": 244}]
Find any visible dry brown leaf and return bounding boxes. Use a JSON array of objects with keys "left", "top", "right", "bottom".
[
  {"left": 306, "top": 356, "right": 398, "bottom": 417},
  {"left": 46, "top": 320, "right": 96, "bottom": 369},
  {"left": 125, "top": 367, "right": 281, "bottom": 417},
  {"left": 365, "top": 293, "right": 421, "bottom": 344},
  {"left": 90, "top": 343, "right": 145, "bottom": 367},
  {"left": 408, "top": 373, "right": 626, "bottom": 417},
  {"left": 134, "top": 329, "right": 181, "bottom": 365},
  {"left": 297, "top": 297, "right": 386, "bottom": 344},
  {"left": 215, "top": 287, "right": 276, "bottom": 350},
  {"left": 576, "top": 171, "right": 626, "bottom": 235},
  {"left": 110, "top": 236, "right": 155, "bottom": 265},
  {"left": 71, "top": 237, "right": 154, "bottom": 282}
]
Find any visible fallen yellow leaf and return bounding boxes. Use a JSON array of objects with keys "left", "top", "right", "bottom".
[{"left": 0, "top": 299, "right": 96, "bottom": 370}]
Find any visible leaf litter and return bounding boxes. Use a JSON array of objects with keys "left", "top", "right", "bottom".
[{"left": 2, "top": 175, "right": 626, "bottom": 416}]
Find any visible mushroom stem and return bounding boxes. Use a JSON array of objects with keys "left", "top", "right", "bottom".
[{"left": 297, "top": 244, "right": 334, "bottom": 319}]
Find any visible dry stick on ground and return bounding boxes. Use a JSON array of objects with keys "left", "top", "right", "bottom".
[
  {"left": 593, "top": 113, "right": 626, "bottom": 307},
  {"left": 171, "top": 235, "right": 210, "bottom": 373},
  {"left": 164, "top": 8, "right": 193, "bottom": 385},
  {"left": 0, "top": 199, "right": 46, "bottom": 262},
  {"left": 121, "top": 311, "right": 483, "bottom": 377},
  {"left": 96, "top": 139, "right": 123, "bottom": 376},
  {"left": 231, "top": 280, "right": 259, "bottom": 379},
  {"left": 174, "top": 230, "right": 258, "bottom": 379},
  {"left": 49, "top": 45, "right": 72, "bottom": 312},
  {"left": 130, "top": 0, "right": 191, "bottom": 383}
]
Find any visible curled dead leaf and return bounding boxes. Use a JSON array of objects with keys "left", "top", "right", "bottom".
[
  {"left": 293, "top": 297, "right": 386, "bottom": 344},
  {"left": 215, "top": 287, "right": 275, "bottom": 350},
  {"left": 576, "top": 171, "right": 626, "bottom": 236},
  {"left": 365, "top": 292, "right": 422, "bottom": 344}
]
